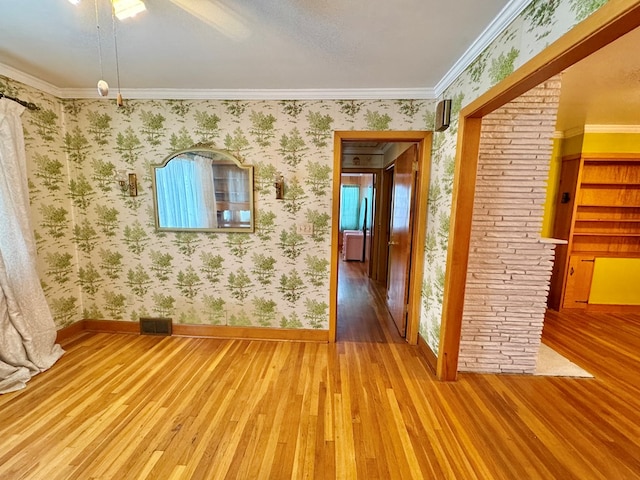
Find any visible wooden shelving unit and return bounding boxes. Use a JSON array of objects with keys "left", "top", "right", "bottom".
[{"left": 548, "top": 153, "right": 640, "bottom": 310}]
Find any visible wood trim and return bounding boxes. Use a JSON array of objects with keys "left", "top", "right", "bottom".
[
  {"left": 417, "top": 334, "right": 437, "bottom": 375},
  {"left": 331, "top": 131, "right": 432, "bottom": 345},
  {"left": 55, "top": 320, "right": 86, "bottom": 343},
  {"left": 341, "top": 167, "right": 382, "bottom": 174},
  {"left": 406, "top": 134, "right": 432, "bottom": 345},
  {"left": 335, "top": 131, "right": 432, "bottom": 142},
  {"left": 585, "top": 304, "right": 640, "bottom": 313},
  {"left": 375, "top": 167, "right": 394, "bottom": 284},
  {"left": 561, "top": 153, "right": 583, "bottom": 161},
  {"left": 438, "top": 117, "right": 482, "bottom": 381},
  {"left": 580, "top": 153, "right": 640, "bottom": 159},
  {"left": 437, "top": 0, "right": 640, "bottom": 381},
  {"left": 84, "top": 319, "right": 140, "bottom": 334},
  {"left": 60, "top": 319, "right": 329, "bottom": 342},
  {"left": 329, "top": 133, "right": 343, "bottom": 343},
  {"left": 173, "top": 324, "right": 329, "bottom": 342}
]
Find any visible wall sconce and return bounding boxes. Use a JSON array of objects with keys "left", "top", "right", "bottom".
[
  {"left": 274, "top": 174, "right": 284, "bottom": 200},
  {"left": 117, "top": 170, "right": 138, "bottom": 196}
]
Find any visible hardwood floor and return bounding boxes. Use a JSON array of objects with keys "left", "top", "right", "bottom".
[{"left": 1, "top": 262, "right": 640, "bottom": 479}]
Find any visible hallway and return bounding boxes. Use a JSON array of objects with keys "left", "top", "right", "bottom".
[{"left": 336, "top": 259, "right": 405, "bottom": 344}]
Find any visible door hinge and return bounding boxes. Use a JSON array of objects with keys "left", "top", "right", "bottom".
[
  {"left": 412, "top": 161, "right": 419, "bottom": 173},
  {"left": 581, "top": 259, "right": 595, "bottom": 262}
]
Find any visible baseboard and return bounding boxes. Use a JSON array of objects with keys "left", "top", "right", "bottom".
[
  {"left": 586, "top": 304, "right": 640, "bottom": 313},
  {"left": 56, "top": 320, "right": 86, "bottom": 343},
  {"left": 173, "top": 323, "right": 329, "bottom": 342},
  {"left": 84, "top": 319, "right": 140, "bottom": 334},
  {"left": 417, "top": 334, "right": 437, "bottom": 374},
  {"left": 57, "top": 319, "right": 329, "bottom": 343}
]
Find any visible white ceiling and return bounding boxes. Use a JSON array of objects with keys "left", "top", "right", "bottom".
[
  {"left": 556, "top": 25, "right": 640, "bottom": 132},
  {"left": 1, "top": 1, "right": 638, "bottom": 133},
  {"left": 0, "top": 0, "right": 513, "bottom": 97}
]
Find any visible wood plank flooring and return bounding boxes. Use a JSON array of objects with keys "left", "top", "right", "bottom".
[{"left": 1, "top": 261, "right": 640, "bottom": 479}]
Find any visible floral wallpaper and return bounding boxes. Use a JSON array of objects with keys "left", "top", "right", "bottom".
[
  {"left": 0, "top": 0, "right": 611, "bottom": 350},
  {"left": 419, "top": 0, "right": 609, "bottom": 352},
  {"left": 0, "top": 76, "right": 433, "bottom": 330}
]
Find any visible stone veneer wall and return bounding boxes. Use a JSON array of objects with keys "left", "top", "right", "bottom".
[{"left": 458, "top": 75, "right": 562, "bottom": 374}]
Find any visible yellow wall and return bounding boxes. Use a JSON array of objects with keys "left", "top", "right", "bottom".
[
  {"left": 541, "top": 137, "right": 564, "bottom": 237},
  {"left": 561, "top": 133, "right": 584, "bottom": 157},
  {"left": 582, "top": 132, "right": 640, "bottom": 153},
  {"left": 590, "top": 258, "right": 640, "bottom": 305}
]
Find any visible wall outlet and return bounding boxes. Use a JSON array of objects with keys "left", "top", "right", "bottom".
[{"left": 296, "top": 223, "right": 314, "bottom": 235}]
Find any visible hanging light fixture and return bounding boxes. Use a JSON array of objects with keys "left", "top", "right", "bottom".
[
  {"left": 94, "top": 0, "right": 109, "bottom": 97},
  {"left": 94, "top": 0, "right": 142, "bottom": 103},
  {"left": 111, "top": 1, "right": 123, "bottom": 106},
  {"left": 112, "top": 0, "right": 146, "bottom": 20}
]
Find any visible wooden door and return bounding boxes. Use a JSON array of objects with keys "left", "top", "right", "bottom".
[
  {"left": 563, "top": 255, "right": 595, "bottom": 309},
  {"left": 386, "top": 145, "right": 417, "bottom": 337}
]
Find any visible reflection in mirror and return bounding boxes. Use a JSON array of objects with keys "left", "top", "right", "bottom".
[{"left": 152, "top": 147, "right": 254, "bottom": 232}]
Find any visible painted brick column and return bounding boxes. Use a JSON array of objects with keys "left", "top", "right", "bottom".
[{"left": 458, "top": 76, "right": 562, "bottom": 374}]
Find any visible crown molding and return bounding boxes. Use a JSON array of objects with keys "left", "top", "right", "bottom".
[
  {"left": 1, "top": 60, "right": 434, "bottom": 100},
  {"left": 57, "top": 87, "right": 435, "bottom": 101},
  {"left": 434, "top": 0, "right": 533, "bottom": 97},
  {"left": 583, "top": 124, "right": 640, "bottom": 134},
  {"left": 562, "top": 126, "right": 585, "bottom": 138},
  {"left": 557, "top": 125, "right": 640, "bottom": 140},
  {"left": 0, "top": 63, "right": 62, "bottom": 97}
]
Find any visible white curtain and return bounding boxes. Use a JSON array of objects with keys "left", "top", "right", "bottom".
[
  {"left": 156, "top": 155, "right": 218, "bottom": 229},
  {"left": 0, "top": 99, "right": 64, "bottom": 394},
  {"left": 194, "top": 154, "right": 218, "bottom": 228}
]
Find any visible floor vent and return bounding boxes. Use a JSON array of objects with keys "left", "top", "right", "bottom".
[{"left": 140, "top": 317, "right": 172, "bottom": 336}]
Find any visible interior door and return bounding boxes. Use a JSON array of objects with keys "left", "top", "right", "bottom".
[
  {"left": 563, "top": 255, "right": 596, "bottom": 309},
  {"left": 386, "top": 145, "right": 417, "bottom": 337}
]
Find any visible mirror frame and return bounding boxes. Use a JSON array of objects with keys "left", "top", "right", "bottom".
[{"left": 151, "top": 146, "right": 255, "bottom": 233}]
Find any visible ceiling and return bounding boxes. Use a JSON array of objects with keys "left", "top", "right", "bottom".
[
  {"left": 1, "top": 1, "right": 638, "bottom": 133},
  {"left": 0, "top": 0, "right": 511, "bottom": 95},
  {"left": 556, "top": 25, "right": 640, "bottom": 132}
]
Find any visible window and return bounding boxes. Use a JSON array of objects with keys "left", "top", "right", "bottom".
[{"left": 340, "top": 184, "right": 360, "bottom": 231}]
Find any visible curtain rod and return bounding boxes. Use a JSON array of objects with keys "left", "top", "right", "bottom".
[{"left": 0, "top": 92, "right": 40, "bottom": 111}]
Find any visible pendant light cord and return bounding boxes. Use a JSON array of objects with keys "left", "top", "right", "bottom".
[
  {"left": 94, "top": 0, "right": 105, "bottom": 82},
  {"left": 111, "top": 2, "right": 122, "bottom": 97}
]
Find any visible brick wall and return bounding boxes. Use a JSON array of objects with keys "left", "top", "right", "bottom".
[{"left": 458, "top": 76, "right": 562, "bottom": 374}]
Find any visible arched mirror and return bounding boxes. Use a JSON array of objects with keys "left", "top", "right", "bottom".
[{"left": 151, "top": 146, "right": 254, "bottom": 232}]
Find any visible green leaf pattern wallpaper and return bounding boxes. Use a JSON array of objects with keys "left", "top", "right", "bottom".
[
  {"left": 2, "top": 80, "right": 435, "bottom": 330},
  {"left": 0, "top": 0, "right": 608, "bottom": 351},
  {"left": 418, "top": 0, "right": 609, "bottom": 352}
]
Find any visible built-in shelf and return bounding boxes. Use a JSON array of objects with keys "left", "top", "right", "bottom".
[
  {"left": 575, "top": 219, "right": 640, "bottom": 223},
  {"left": 572, "top": 232, "right": 640, "bottom": 237},
  {"left": 581, "top": 182, "right": 640, "bottom": 187},
  {"left": 578, "top": 204, "right": 640, "bottom": 209},
  {"left": 549, "top": 153, "right": 640, "bottom": 311}
]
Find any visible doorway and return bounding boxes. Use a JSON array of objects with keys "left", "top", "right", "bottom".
[
  {"left": 437, "top": 5, "right": 640, "bottom": 380},
  {"left": 329, "top": 131, "right": 432, "bottom": 344}
]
